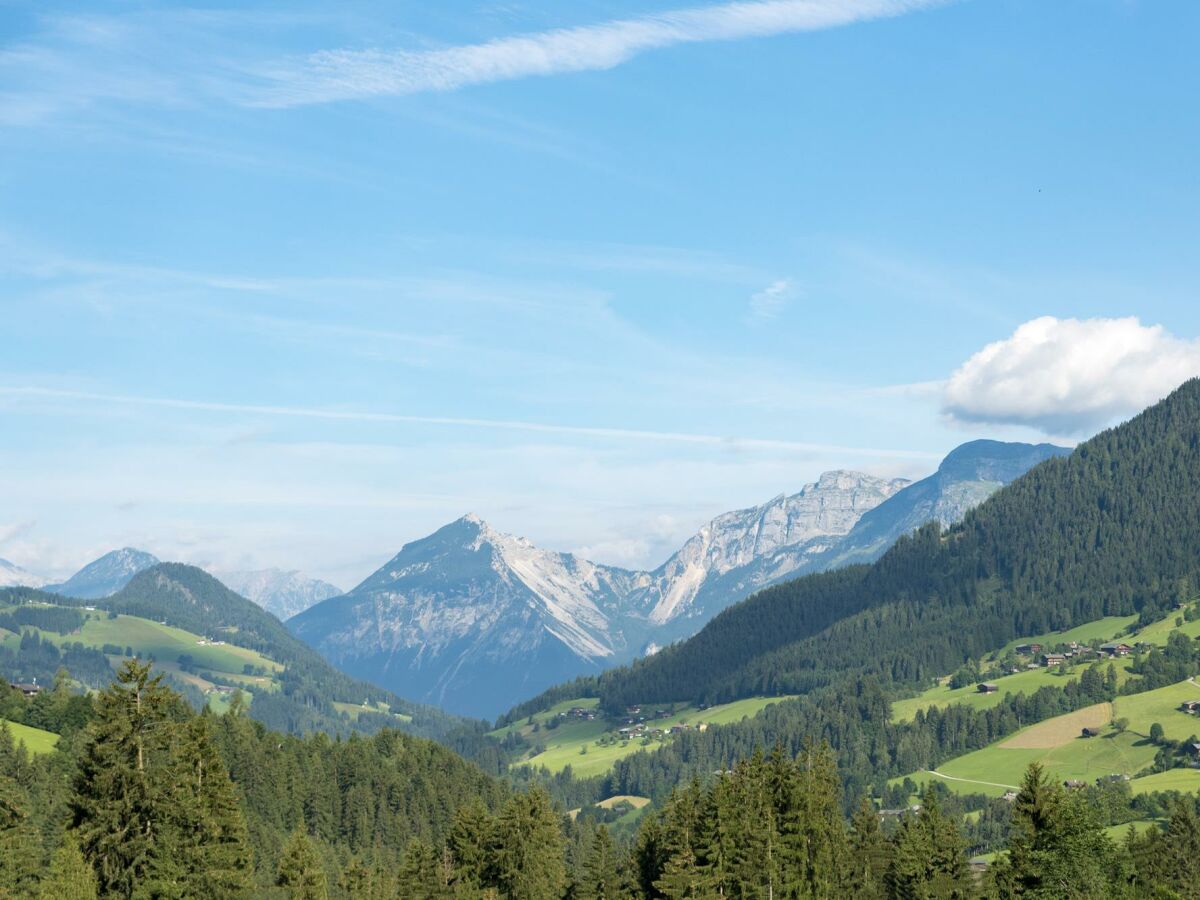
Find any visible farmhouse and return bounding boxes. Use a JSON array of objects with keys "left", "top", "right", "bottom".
[
  {"left": 1100, "top": 642, "right": 1132, "bottom": 657},
  {"left": 1015, "top": 643, "right": 1042, "bottom": 655},
  {"left": 1179, "top": 700, "right": 1200, "bottom": 714},
  {"left": 977, "top": 682, "right": 999, "bottom": 694},
  {"left": 1042, "top": 653, "right": 1066, "bottom": 667},
  {"left": 8, "top": 682, "right": 39, "bottom": 697}
]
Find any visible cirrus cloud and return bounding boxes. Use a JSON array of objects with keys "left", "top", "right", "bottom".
[{"left": 942, "top": 316, "right": 1200, "bottom": 436}]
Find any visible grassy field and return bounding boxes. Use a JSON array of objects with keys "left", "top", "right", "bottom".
[
  {"left": 1111, "top": 681, "right": 1200, "bottom": 741},
  {"left": 889, "top": 608, "right": 1200, "bottom": 724},
  {"left": 1102, "top": 820, "right": 1161, "bottom": 841},
  {"left": 502, "top": 695, "right": 797, "bottom": 778},
  {"left": 0, "top": 718, "right": 59, "bottom": 755},
  {"left": 5, "top": 608, "right": 283, "bottom": 679},
  {"left": 332, "top": 700, "right": 413, "bottom": 724},
  {"left": 897, "top": 701, "right": 1160, "bottom": 798},
  {"left": 996, "top": 616, "right": 1139, "bottom": 656},
  {"left": 596, "top": 794, "right": 651, "bottom": 811},
  {"left": 1127, "top": 769, "right": 1200, "bottom": 795},
  {"left": 897, "top": 680, "right": 1200, "bottom": 798}
]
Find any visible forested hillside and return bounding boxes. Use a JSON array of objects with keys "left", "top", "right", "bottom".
[
  {"left": 0, "top": 564, "right": 472, "bottom": 741},
  {"left": 5, "top": 666, "right": 1200, "bottom": 898},
  {"left": 552, "top": 378, "right": 1200, "bottom": 713}
]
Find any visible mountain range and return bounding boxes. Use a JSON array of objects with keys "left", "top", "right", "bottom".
[
  {"left": 206, "top": 568, "right": 342, "bottom": 621},
  {"left": 290, "top": 439, "right": 1068, "bottom": 717},
  {"left": 0, "top": 558, "right": 45, "bottom": 589},
  {"left": 38, "top": 548, "right": 337, "bottom": 622}
]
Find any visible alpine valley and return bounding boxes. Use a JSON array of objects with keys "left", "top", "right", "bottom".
[{"left": 289, "top": 439, "right": 1067, "bottom": 717}]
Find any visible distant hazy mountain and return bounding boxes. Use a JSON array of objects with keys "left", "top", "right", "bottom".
[
  {"left": 818, "top": 440, "right": 1072, "bottom": 570},
  {"left": 45, "top": 548, "right": 160, "bottom": 599},
  {"left": 288, "top": 472, "right": 909, "bottom": 717},
  {"left": 214, "top": 568, "right": 342, "bottom": 621},
  {"left": 0, "top": 558, "right": 46, "bottom": 589}
]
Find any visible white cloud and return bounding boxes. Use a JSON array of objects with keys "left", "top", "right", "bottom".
[
  {"left": 749, "top": 278, "right": 795, "bottom": 320},
  {"left": 251, "top": 0, "right": 951, "bottom": 107},
  {"left": 942, "top": 316, "right": 1200, "bottom": 435}
]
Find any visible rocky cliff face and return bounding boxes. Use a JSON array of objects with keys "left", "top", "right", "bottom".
[
  {"left": 288, "top": 515, "right": 643, "bottom": 717},
  {"left": 626, "top": 471, "right": 910, "bottom": 634}
]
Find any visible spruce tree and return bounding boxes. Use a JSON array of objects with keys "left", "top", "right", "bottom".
[
  {"left": 0, "top": 774, "right": 40, "bottom": 897},
  {"left": 448, "top": 798, "right": 495, "bottom": 891},
  {"left": 276, "top": 829, "right": 328, "bottom": 900},
  {"left": 168, "top": 715, "right": 253, "bottom": 898},
  {"left": 71, "top": 659, "right": 183, "bottom": 898},
  {"left": 397, "top": 837, "right": 449, "bottom": 900},
  {"left": 38, "top": 832, "right": 99, "bottom": 900},
  {"left": 991, "top": 763, "right": 1119, "bottom": 898},
  {"left": 492, "top": 787, "right": 566, "bottom": 900},
  {"left": 848, "top": 798, "right": 889, "bottom": 899},
  {"left": 576, "top": 826, "right": 623, "bottom": 900}
]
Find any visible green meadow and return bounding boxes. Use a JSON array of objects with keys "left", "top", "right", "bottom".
[
  {"left": 0, "top": 718, "right": 59, "bottom": 755},
  {"left": 897, "top": 677, "right": 1200, "bottom": 799},
  {"left": 496, "top": 695, "right": 797, "bottom": 778}
]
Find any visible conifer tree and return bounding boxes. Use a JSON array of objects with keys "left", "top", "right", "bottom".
[
  {"left": 449, "top": 798, "right": 495, "bottom": 891},
  {"left": 0, "top": 774, "right": 40, "bottom": 897},
  {"left": 991, "top": 763, "right": 1118, "bottom": 898},
  {"left": 493, "top": 786, "right": 566, "bottom": 900},
  {"left": 848, "top": 798, "right": 890, "bottom": 899},
  {"left": 71, "top": 659, "right": 184, "bottom": 898},
  {"left": 653, "top": 845, "right": 709, "bottom": 899},
  {"left": 885, "top": 790, "right": 971, "bottom": 899},
  {"left": 168, "top": 714, "right": 253, "bottom": 898},
  {"left": 576, "top": 826, "right": 623, "bottom": 900},
  {"left": 276, "top": 829, "right": 328, "bottom": 900},
  {"left": 38, "top": 832, "right": 99, "bottom": 900},
  {"left": 397, "top": 837, "right": 449, "bottom": 900}
]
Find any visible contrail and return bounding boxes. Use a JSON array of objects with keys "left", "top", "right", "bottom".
[{"left": 1, "top": 385, "right": 941, "bottom": 460}]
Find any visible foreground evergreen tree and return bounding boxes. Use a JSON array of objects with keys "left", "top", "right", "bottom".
[
  {"left": 493, "top": 786, "right": 566, "bottom": 900},
  {"left": 1125, "top": 799, "right": 1200, "bottom": 897},
  {"left": 991, "top": 763, "right": 1120, "bottom": 898},
  {"left": 38, "top": 832, "right": 99, "bottom": 900},
  {"left": 397, "top": 837, "right": 450, "bottom": 899},
  {"left": 575, "top": 826, "right": 625, "bottom": 900},
  {"left": 276, "top": 829, "right": 328, "bottom": 900},
  {"left": 169, "top": 715, "right": 254, "bottom": 898},
  {"left": 884, "top": 790, "right": 971, "bottom": 899},
  {"left": 848, "top": 798, "right": 891, "bottom": 899},
  {"left": 0, "top": 774, "right": 41, "bottom": 896},
  {"left": 71, "top": 660, "right": 182, "bottom": 897},
  {"left": 70, "top": 659, "right": 253, "bottom": 898}
]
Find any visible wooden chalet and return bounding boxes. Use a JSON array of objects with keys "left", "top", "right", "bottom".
[{"left": 977, "top": 682, "right": 999, "bottom": 694}]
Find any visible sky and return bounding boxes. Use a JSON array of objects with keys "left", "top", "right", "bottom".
[{"left": 2, "top": 0, "right": 1198, "bottom": 587}]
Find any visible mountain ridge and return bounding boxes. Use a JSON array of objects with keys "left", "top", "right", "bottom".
[
  {"left": 44, "top": 547, "right": 160, "bottom": 599},
  {"left": 291, "top": 442, "right": 1061, "bottom": 717}
]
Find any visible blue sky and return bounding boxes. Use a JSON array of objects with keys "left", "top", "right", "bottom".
[{"left": 2, "top": 0, "right": 1198, "bottom": 585}]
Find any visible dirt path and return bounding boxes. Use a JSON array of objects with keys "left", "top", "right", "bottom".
[{"left": 921, "top": 769, "right": 1020, "bottom": 791}]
